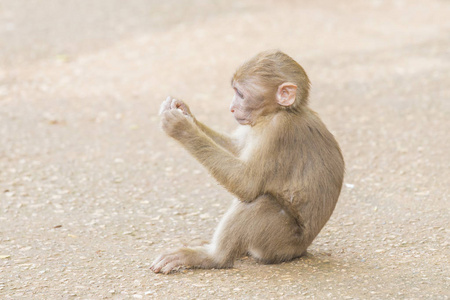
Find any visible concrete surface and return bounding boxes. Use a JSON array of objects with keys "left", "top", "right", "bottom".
[{"left": 0, "top": 0, "right": 449, "bottom": 298}]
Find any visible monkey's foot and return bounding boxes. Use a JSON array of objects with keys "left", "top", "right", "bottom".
[
  {"left": 150, "top": 252, "right": 185, "bottom": 274},
  {"left": 151, "top": 248, "right": 209, "bottom": 274},
  {"left": 151, "top": 247, "right": 216, "bottom": 274}
]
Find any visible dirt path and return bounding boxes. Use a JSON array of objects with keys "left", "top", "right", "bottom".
[{"left": 1, "top": 0, "right": 449, "bottom": 298}]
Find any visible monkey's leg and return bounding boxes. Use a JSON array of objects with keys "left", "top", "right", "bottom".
[
  {"left": 151, "top": 196, "right": 306, "bottom": 274},
  {"left": 150, "top": 200, "right": 248, "bottom": 274},
  {"left": 244, "top": 195, "right": 308, "bottom": 264},
  {"left": 209, "top": 195, "right": 307, "bottom": 266}
]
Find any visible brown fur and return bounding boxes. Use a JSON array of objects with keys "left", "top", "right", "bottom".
[{"left": 151, "top": 51, "right": 344, "bottom": 274}]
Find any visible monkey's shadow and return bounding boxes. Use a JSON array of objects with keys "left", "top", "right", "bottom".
[{"left": 232, "top": 250, "right": 348, "bottom": 276}]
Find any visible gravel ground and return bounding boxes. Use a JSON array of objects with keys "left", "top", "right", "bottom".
[{"left": 0, "top": 0, "right": 449, "bottom": 299}]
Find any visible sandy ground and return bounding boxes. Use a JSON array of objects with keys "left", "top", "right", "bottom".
[{"left": 0, "top": 0, "right": 449, "bottom": 299}]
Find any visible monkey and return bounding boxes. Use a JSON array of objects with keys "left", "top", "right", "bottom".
[{"left": 151, "top": 50, "right": 344, "bottom": 274}]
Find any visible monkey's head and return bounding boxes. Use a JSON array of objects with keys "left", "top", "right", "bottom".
[{"left": 230, "top": 50, "right": 310, "bottom": 126}]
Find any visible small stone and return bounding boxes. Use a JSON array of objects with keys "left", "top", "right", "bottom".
[{"left": 200, "top": 213, "right": 210, "bottom": 219}]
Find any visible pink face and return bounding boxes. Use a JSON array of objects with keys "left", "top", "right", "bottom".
[{"left": 230, "top": 82, "right": 264, "bottom": 126}]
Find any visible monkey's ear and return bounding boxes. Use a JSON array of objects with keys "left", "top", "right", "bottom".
[{"left": 276, "top": 83, "right": 298, "bottom": 107}]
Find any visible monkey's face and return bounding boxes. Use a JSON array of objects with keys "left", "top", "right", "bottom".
[{"left": 230, "top": 82, "right": 268, "bottom": 126}]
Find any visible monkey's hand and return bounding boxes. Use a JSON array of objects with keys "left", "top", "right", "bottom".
[
  {"left": 161, "top": 108, "right": 196, "bottom": 140},
  {"left": 159, "top": 96, "right": 193, "bottom": 118}
]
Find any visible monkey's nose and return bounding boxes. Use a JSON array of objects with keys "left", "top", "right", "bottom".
[{"left": 230, "top": 108, "right": 235, "bottom": 113}]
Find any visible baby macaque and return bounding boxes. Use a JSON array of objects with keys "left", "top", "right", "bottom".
[{"left": 152, "top": 50, "right": 345, "bottom": 274}]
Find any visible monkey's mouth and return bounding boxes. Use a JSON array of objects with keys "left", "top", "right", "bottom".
[{"left": 235, "top": 118, "right": 250, "bottom": 125}]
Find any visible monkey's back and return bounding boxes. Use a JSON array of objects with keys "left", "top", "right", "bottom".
[{"left": 259, "top": 108, "right": 345, "bottom": 244}]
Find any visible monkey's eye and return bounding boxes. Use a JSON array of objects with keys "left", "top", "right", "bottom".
[{"left": 236, "top": 90, "right": 244, "bottom": 99}]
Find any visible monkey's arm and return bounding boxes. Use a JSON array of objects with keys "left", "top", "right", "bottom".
[
  {"left": 162, "top": 110, "right": 261, "bottom": 201},
  {"left": 194, "top": 120, "right": 239, "bottom": 156}
]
